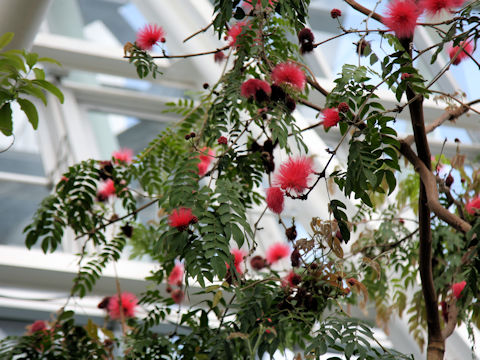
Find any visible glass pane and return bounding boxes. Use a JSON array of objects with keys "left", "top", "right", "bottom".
[
  {"left": 88, "top": 110, "right": 170, "bottom": 159},
  {"left": 0, "top": 181, "right": 50, "bottom": 247}
]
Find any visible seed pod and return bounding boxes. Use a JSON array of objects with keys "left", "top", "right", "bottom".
[
  {"left": 291, "top": 247, "right": 301, "bottom": 267},
  {"left": 286, "top": 225, "right": 297, "bottom": 241}
]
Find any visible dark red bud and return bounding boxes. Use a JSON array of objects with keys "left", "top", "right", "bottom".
[
  {"left": 97, "top": 296, "right": 111, "bottom": 309},
  {"left": 250, "top": 255, "right": 267, "bottom": 270},
  {"left": 335, "top": 230, "right": 342, "bottom": 241},
  {"left": 121, "top": 223, "right": 133, "bottom": 238},
  {"left": 446, "top": 174, "right": 454, "bottom": 187},
  {"left": 338, "top": 102, "right": 349, "bottom": 113},
  {"left": 330, "top": 8, "right": 342, "bottom": 18}
]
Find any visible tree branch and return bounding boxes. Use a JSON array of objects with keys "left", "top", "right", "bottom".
[
  {"left": 399, "top": 141, "right": 471, "bottom": 233},
  {"left": 441, "top": 301, "right": 459, "bottom": 340},
  {"left": 344, "top": 0, "right": 383, "bottom": 23},
  {"left": 402, "top": 104, "right": 468, "bottom": 146},
  {"left": 124, "top": 45, "right": 229, "bottom": 60}
]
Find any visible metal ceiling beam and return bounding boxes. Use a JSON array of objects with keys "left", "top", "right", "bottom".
[
  {"left": 32, "top": 33, "right": 195, "bottom": 89},
  {"left": 62, "top": 81, "right": 181, "bottom": 122}
]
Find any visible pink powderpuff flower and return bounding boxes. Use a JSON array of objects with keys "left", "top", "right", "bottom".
[
  {"left": 422, "top": 0, "right": 454, "bottom": 15},
  {"left": 168, "top": 208, "right": 196, "bottom": 231},
  {"left": 171, "top": 289, "right": 184, "bottom": 304},
  {"left": 243, "top": 0, "right": 276, "bottom": 12},
  {"left": 228, "top": 21, "right": 249, "bottom": 47},
  {"left": 112, "top": 148, "right": 133, "bottom": 164},
  {"left": 266, "top": 187, "right": 284, "bottom": 214},
  {"left": 322, "top": 108, "right": 340, "bottom": 129},
  {"left": 29, "top": 320, "right": 47, "bottom": 333},
  {"left": 466, "top": 196, "right": 480, "bottom": 215},
  {"left": 97, "top": 179, "right": 116, "bottom": 201},
  {"left": 382, "top": 0, "right": 421, "bottom": 39},
  {"left": 168, "top": 263, "right": 184, "bottom": 286},
  {"left": 230, "top": 248, "right": 247, "bottom": 274},
  {"left": 281, "top": 271, "right": 302, "bottom": 288},
  {"left": 452, "top": 280, "right": 466, "bottom": 299},
  {"left": 274, "top": 156, "right": 314, "bottom": 195},
  {"left": 108, "top": 292, "right": 138, "bottom": 319},
  {"left": 271, "top": 62, "right": 306, "bottom": 91},
  {"left": 214, "top": 51, "right": 226, "bottom": 63},
  {"left": 240, "top": 79, "right": 272, "bottom": 102},
  {"left": 448, "top": 40, "right": 474, "bottom": 65},
  {"left": 266, "top": 243, "right": 291, "bottom": 264},
  {"left": 136, "top": 24, "right": 165, "bottom": 50},
  {"left": 197, "top": 147, "right": 215, "bottom": 176}
]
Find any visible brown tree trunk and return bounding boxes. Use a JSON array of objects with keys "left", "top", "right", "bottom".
[
  {"left": 406, "top": 84, "right": 445, "bottom": 360},
  {"left": 399, "top": 33, "right": 445, "bottom": 358}
]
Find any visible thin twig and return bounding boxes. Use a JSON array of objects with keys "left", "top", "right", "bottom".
[{"left": 183, "top": 22, "right": 214, "bottom": 43}]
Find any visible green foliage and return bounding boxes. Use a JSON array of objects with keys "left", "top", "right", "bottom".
[
  {"left": 0, "top": 311, "right": 109, "bottom": 359},
  {"left": 127, "top": 46, "right": 163, "bottom": 79},
  {"left": 71, "top": 235, "right": 127, "bottom": 297},
  {"left": 0, "top": 32, "right": 63, "bottom": 135},
  {"left": 307, "top": 316, "right": 414, "bottom": 359},
  {"left": 11, "top": 0, "right": 480, "bottom": 358}
]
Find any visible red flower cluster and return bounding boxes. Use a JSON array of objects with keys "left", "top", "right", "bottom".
[
  {"left": 452, "top": 280, "right": 466, "bottom": 299},
  {"left": 240, "top": 78, "right": 272, "bottom": 102},
  {"left": 401, "top": 73, "right": 413, "bottom": 80},
  {"left": 266, "top": 243, "right": 291, "bottom": 264},
  {"left": 228, "top": 21, "right": 248, "bottom": 47},
  {"left": 168, "top": 263, "right": 184, "bottom": 286},
  {"left": 322, "top": 108, "right": 340, "bottom": 129},
  {"left": 168, "top": 208, "right": 196, "bottom": 231},
  {"left": 171, "top": 289, "right": 184, "bottom": 304},
  {"left": 230, "top": 248, "right": 247, "bottom": 274},
  {"left": 466, "top": 196, "right": 480, "bottom": 215},
  {"left": 214, "top": 51, "right": 226, "bottom": 63},
  {"left": 282, "top": 270, "right": 302, "bottom": 288},
  {"left": 266, "top": 187, "right": 284, "bottom": 214},
  {"left": 112, "top": 148, "right": 133, "bottom": 164},
  {"left": 274, "top": 156, "right": 314, "bottom": 195},
  {"left": 382, "top": 0, "right": 421, "bottom": 39},
  {"left": 97, "top": 179, "right": 116, "bottom": 201},
  {"left": 243, "top": 0, "right": 276, "bottom": 12},
  {"left": 271, "top": 62, "right": 306, "bottom": 91},
  {"left": 136, "top": 24, "right": 165, "bottom": 50},
  {"left": 108, "top": 292, "right": 138, "bottom": 319},
  {"left": 29, "top": 320, "right": 47, "bottom": 333},
  {"left": 422, "top": 0, "right": 465, "bottom": 15},
  {"left": 448, "top": 40, "right": 474, "bottom": 65},
  {"left": 198, "top": 147, "right": 215, "bottom": 176}
]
